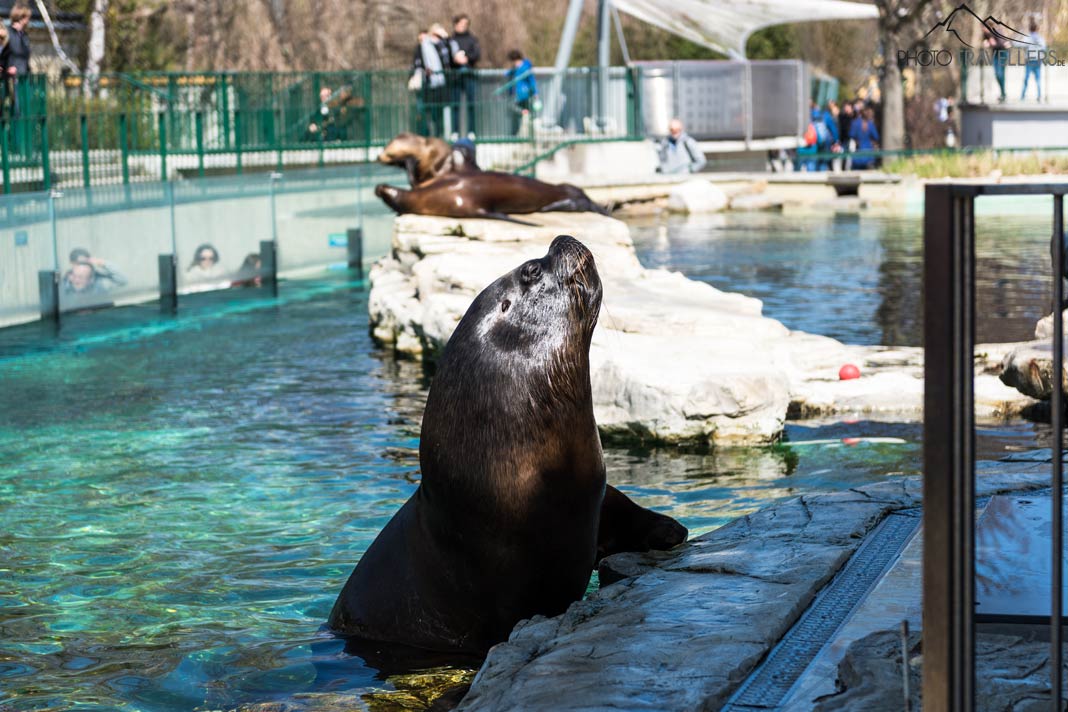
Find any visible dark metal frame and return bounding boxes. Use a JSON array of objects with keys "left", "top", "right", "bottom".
[{"left": 923, "top": 182, "right": 1068, "bottom": 710}]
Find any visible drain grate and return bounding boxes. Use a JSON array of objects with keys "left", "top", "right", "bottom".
[{"left": 722, "top": 508, "right": 921, "bottom": 711}]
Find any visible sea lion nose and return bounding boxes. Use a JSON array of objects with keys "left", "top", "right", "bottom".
[{"left": 520, "top": 261, "right": 542, "bottom": 285}]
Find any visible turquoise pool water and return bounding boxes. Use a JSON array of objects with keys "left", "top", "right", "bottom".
[
  {"left": 0, "top": 209, "right": 1054, "bottom": 711},
  {"left": 629, "top": 207, "right": 1055, "bottom": 345}
]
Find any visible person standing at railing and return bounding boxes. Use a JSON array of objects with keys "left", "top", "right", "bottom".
[
  {"left": 983, "top": 28, "right": 1009, "bottom": 104},
  {"left": 448, "top": 14, "right": 481, "bottom": 140},
  {"left": 1021, "top": 18, "right": 1045, "bottom": 102},
  {"left": 505, "top": 49, "right": 538, "bottom": 137},
  {"left": 848, "top": 107, "right": 880, "bottom": 170},
  {"left": 1, "top": 3, "right": 30, "bottom": 119},
  {"left": 657, "top": 118, "right": 706, "bottom": 174}
]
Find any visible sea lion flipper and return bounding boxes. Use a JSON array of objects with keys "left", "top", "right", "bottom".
[{"left": 596, "top": 484, "right": 688, "bottom": 561}]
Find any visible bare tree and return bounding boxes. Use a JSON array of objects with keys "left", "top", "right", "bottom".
[{"left": 84, "top": 0, "right": 108, "bottom": 93}]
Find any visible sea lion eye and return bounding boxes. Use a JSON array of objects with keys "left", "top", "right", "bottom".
[
  {"left": 520, "top": 261, "right": 542, "bottom": 285},
  {"left": 501, "top": 299, "right": 511, "bottom": 313}
]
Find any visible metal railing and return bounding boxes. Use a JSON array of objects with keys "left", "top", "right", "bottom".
[
  {"left": 923, "top": 182, "right": 1067, "bottom": 710},
  {"left": 0, "top": 67, "right": 644, "bottom": 192}
]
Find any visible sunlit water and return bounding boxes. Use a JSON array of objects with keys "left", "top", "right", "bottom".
[{"left": 0, "top": 206, "right": 1057, "bottom": 710}]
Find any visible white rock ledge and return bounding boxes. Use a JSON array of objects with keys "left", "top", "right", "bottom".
[{"left": 368, "top": 213, "right": 1036, "bottom": 446}]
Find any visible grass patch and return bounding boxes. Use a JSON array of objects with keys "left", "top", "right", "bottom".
[{"left": 884, "top": 150, "right": 1068, "bottom": 179}]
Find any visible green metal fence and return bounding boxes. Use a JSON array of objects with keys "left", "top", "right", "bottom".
[{"left": 0, "top": 67, "right": 645, "bottom": 193}]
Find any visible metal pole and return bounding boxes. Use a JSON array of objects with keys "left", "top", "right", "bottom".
[
  {"left": 234, "top": 109, "right": 243, "bottom": 175},
  {"left": 158, "top": 253, "right": 177, "bottom": 313},
  {"left": 79, "top": 113, "right": 90, "bottom": 189},
  {"left": 260, "top": 238, "right": 278, "bottom": 298},
  {"left": 550, "top": 0, "right": 585, "bottom": 126},
  {"left": 1, "top": 118, "right": 11, "bottom": 195},
  {"left": 157, "top": 111, "right": 168, "bottom": 181},
  {"left": 596, "top": 0, "right": 611, "bottom": 131},
  {"left": 195, "top": 110, "right": 205, "bottom": 178},
  {"left": 922, "top": 184, "right": 976, "bottom": 712},
  {"left": 40, "top": 117, "right": 50, "bottom": 191},
  {"left": 1053, "top": 193, "right": 1064, "bottom": 710},
  {"left": 346, "top": 227, "right": 363, "bottom": 274},
  {"left": 119, "top": 112, "right": 129, "bottom": 186}
]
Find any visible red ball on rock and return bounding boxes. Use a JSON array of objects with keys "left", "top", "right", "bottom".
[{"left": 838, "top": 364, "right": 861, "bottom": 380}]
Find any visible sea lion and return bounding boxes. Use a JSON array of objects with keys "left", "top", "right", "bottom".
[
  {"left": 375, "top": 172, "right": 608, "bottom": 225},
  {"left": 329, "top": 236, "right": 686, "bottom": 654},
  {"left": 378, "top": 132, "right": 480, "bottom": 187}
]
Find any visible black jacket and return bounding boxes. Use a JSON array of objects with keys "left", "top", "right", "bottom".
[
  {"left": 450, "top": 31, "right": 480, "bottom": 69},
  {"left": 2, "top": 28, "right": 30, "bottom": 76}
]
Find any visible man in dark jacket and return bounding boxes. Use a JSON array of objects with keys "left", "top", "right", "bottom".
[{"left": 448, "top": 14, "right": 480, "bottom": 138}]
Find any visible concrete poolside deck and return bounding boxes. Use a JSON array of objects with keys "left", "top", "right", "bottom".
[{"left": 455, "top": 455, "right": 1057, "bottom": 712}]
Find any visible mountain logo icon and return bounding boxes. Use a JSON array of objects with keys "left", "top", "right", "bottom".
[{"left": 922, "top": 3, "right": 1034, "bottom": 48}]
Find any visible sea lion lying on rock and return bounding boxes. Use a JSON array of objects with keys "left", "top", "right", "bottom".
[
  {"left": 378, "top": 132, "right": 480, "bottom": 187},
  {"left": 374, "top": 172, "right": 608, "bottom": 224},
  {"left": 329, "top": 236, "right": 687, "bottom": 654}
]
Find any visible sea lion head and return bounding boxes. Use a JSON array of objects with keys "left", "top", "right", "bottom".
[
  {"left": 378, "top": 132, "right": 423, "bottom": 167},
  {"left": 433, "top": 235, "right": 602, "bottom": 412}
]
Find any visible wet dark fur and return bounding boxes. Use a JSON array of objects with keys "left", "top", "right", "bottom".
[
  {"left": 374, "top": 172, "right": 609, "bottom": 224},
  {"left": 328, "top": 236, "right": 686, "bottom": 654}
]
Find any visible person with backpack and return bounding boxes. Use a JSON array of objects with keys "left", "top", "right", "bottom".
[
  {"left": 657, "top": 118, "right": 706, "bottom": 174},
  {"left": 798, "top": 104, "right": 834, "bottom": 171}
]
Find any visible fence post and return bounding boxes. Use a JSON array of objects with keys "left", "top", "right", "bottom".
[
  {"left": 260, "top": 238, "right": 278, "bottom": 297},
  {"left": 1, "top": 118, "right": 10, "bottom": 195},
  {"left": 346, "top": 227, "right": 363, "bottom": 275},
  {"left": 80, "top": 113, "right": 91, "bottom": 189},
  {"left": 234, "top": 109, "right": 243, "bottom": 175},
  {"left": 221, "top": 74, "right": 231, "bottom": 149},
  {"left": 157, "top": 111, "right": 168, "bottom": 181},
  {"left": 274, "top": 107, "right": 283, "bottom": 172},
  {"left": 38, "top": 269, "right": 59, "bottom": 321},
  {"left": 119, "top": 113, "right": 130, "bottom": 185},
  {"left": 158, "top": 253, "right": 177, "bottom": 313},
  {"left": 195, "top": 110, "right": 205, "bottom": 178},
  {"left": 40, "top": 116, "right": 50, "bottom": 191},
  {"left": 922, "top": 184, "right": 975, "bottom": 712},
  {"left": 363, "top": 71, "right": 373, "bottom": 155}
]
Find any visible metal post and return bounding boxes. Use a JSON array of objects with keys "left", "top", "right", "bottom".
[
  {"left": 260, "top": 238, "right": 278, "bottom": 297},
  {"left": 195, "top": 110, "right": 205, "bottom": 178},
  {"left": 1052, "top": 193, "right": 1064, "bottom": 709},
  {"left": 158, "top": 253, "right": 177, "bottom": 313},
  {"left": 1, "top": 118, "right": 10, "bottom": 195},
  {"left": 38, "top": 269, "right": 59, "bottom": 321},
  {"left": 80, "top": 114, "right": 90, "bottom": 188},
  {"left": 234, "top": 109, "right": 243, "bottom": 175},
  {"left": 550, "top": 0, "right": 585, "bottom": 126},
  {"left": 596, "top": 0, "right": 611, "bottom": 131},
  {"left": 363, "top": 72, "right": 373, "bottom": 152},
  {"left": 119, "top": 113, "right": 129, "bottom": 186},
  {"left": 221, "top": 74, "right": 231, "bottom": 149},
  {"left": 157, "top": 111, "right": 168, "bottom": 181},
  {"left": 167, "top": 180, "right": 178, "bottom": 257},
  {"left": 922, "top": 184, "right": 976, "bottom": 712},
  {"left": 347, "top": 227, "right": 363, "bottom": 275},
  {"left": 275, "top": 107, "right": 283, "bottom": 171},
  {"left": 40, "top": 117, "right": 50, "bottom": 191}
]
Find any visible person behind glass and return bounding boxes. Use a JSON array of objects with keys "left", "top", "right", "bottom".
[
  {"left": 983, "top": 28, "right": 1009, "bottom": 103},
  {"left": 231, "top": 253, "right": 262, "bottom": 288},
  {"left": 657, "top": 118, "right": 706, "bottom": 174},
  {"left": 307, "top": 86, "right": 338, "bottom": 141},
  {"left": 418, "top": 25, "right": 450, "bottom": 137},
  {"left": 1021, "top": 18, "right": 1045, "bottom": 102},
  {"left": 2, "top": 3, "right": 30, "bottom": 117},
  {"left": 187, "top": 243, "right": 227, "bottom": 281},
  {"left": 848, "top": 106, "right": 880, "bottom": 170},
  {"left": 62, "top": 247, "right": 127, "bottom": 296},
  {"left": 448, "top": 13, "right": 480, "bottom": 139},
  {"left": 505, "top": 49, "right": 538, "bottom": 136}
]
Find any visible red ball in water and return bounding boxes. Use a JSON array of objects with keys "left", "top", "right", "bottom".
[{"left": 839, "top": 364, "right": 861, "bottom": 380}]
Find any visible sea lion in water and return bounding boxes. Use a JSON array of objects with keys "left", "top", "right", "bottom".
[
  {"left": 378, "top": 132, "right": 480, "bottom": 187},
  {"left": 375, "top": 172, "right": 608, "bottom": 225},
  {"left": 329, "top": 236, "right": 686, "bottom": 654}
]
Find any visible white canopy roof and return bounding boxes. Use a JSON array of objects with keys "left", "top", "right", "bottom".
[{"left": 612, "top": 0, "right": 879, "bottom": 58}]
